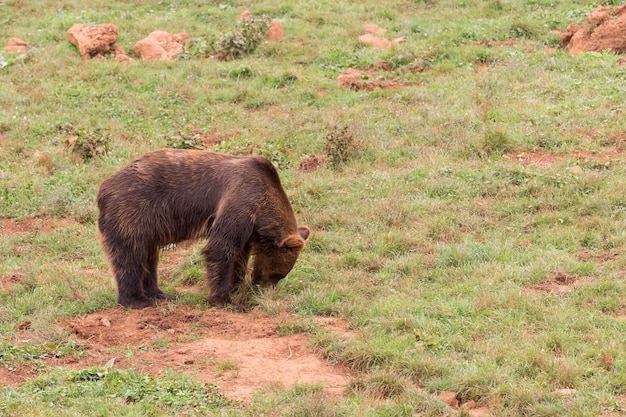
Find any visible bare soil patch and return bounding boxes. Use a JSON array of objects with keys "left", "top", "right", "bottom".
[
  {"left": 504, "top": 148, "right": 623, "bottom": 167},
  {"left": 298, "top": 154, "right": 326, "bottom": 172},
  {"left": 0, "top": 366, "right": 34, "bottom": 386},
  {"left": 7, "top": 306, "right": 352, "bottom": 401},
  {"left": 526, "top": 271, "right": 579, "bottom": 296},
  {"left": 338, "top": 68, "right": 400, "bottom": 91},
  {"left": 576, "top": 249, "right": 620, "bottom": 264},
  {"left": 0, "top": 216, "right": 79, "bottom": 237}
]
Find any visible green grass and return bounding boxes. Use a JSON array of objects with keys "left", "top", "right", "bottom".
[
  {"left": 2, "top": 0, "right": 626, "bottom": 415},
  {"left": 0, "top": 367, "right": 233, "bottom": 416}
]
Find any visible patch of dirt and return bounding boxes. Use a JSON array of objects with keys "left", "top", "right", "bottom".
[
  {"left": 561, "top": 4, "right": 626, "bottom": 56},
  {"left": 437, "top": 391, "right": 492, "bottom": 416},
  {"left": 526, "top": 272, "right": 579, "bottom": 296},
  {"left": 6, "top": 306, "right": 352, "bottom": 401},
  {"left": 298, "top": 154, "right": 326, "bottom": 172},
  {"left": 576, "top": 249, "right": 620, "bottom": 264},
  {"left": 0, "top": 217, "right": 79, "bottom": 237},
  {"left": 503, "top": 148, "right": 623, "bottom": 168},
  {"left": 479, "top": 39, "right": 521, "bottom": 48},
  {"left": 0, "top": 272, "right": 28, "bottom": 292},
  {"left": 337, "top": 67, "right": 401, "bottom": 91},
  {"left": 504, "top": 150, "right": 565, "bottom": 167},
  {"left": 0, "top": 366, "right": 34, "bottom": 386}
]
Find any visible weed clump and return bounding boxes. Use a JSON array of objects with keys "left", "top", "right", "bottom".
[
  {"left": 184, "top": 14, "right": 270, "bottom": 61},
  {"left": 60, "top": 124, "right": 111, "bottom": 161},
  {"left": 324, "top": 124, "right": 357, "bottom": 169},
  {"left": 166, "top": 129, "right": 206, "bottom": 150},
  {"left": 480, "top": 127, "right": 512, "bottom": 157},
  {"left": 215, "top": 15, "right": 271, "bottom": 61}
]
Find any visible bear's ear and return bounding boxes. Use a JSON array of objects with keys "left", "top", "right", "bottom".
[
  {"left": 297, "top": 226, "right": 310, "bottom": 241},
  {"left": 281, "top": 234, "right": 306, "bottom": 251}
]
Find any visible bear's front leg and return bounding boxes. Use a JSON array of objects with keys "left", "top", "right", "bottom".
[{"left": 202, "top": 228, "right": 252, "bottom": 306}]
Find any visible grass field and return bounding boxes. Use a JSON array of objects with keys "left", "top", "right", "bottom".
[{"left": 1, "top": 0, "right": 625, "bottom": 415}]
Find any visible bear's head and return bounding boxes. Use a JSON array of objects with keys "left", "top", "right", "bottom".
[{"left": 252, "top": 225, "right": 310, "bottom": 286}]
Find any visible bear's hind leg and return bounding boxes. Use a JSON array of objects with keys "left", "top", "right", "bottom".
[
  {"left": 105, "top": 238, "right": 154, "bottom": 309},
  {"left": 142, "top": 247, "right": 177, "bottom": 302}
]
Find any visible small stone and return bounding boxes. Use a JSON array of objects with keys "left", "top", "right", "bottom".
[
  {"left": 469, "top": 407, "right": 491, "bottom": 417},
  {"left": 358, "top": 33, "right": 405, "bottom": 49},
  {"left": 237, "top": 10, "right": 253, "bottom": 21},
  {"left": 267, "top": 20, "right": 284, "bottom": 41},
  {"left": 569, "top": 165, "right": 583, "bottom": 174},
  {"left": 18, "top": 320, "right": 32, "bottom": 330},
  {"left": 461, "top": 400, "right": 477, "bottom": 409},
  {"left": 3, "top": 38, "right": 28, "bottom": 52},
  {"left": 552, "top": 388, "right": 576, "bottom": 397},
  {"left": 438, "top": 391, "right": 459, "bottom": 408}
]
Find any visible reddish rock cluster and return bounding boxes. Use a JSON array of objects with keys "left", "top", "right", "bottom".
[
  {"left": 65, "top": 23, "right": 189, "bottom": 62},
  {"left": 132, "top": 31, "right": 191, "bottom": 61},
  {"left": 562, "top": 4, "right": 626, "bottom": 56},
  {"left": 358, "top": 24, "right": 405, "bottom": 49},
  {"left": 7, "top": 10, "right": 284, "bottom": 63}
]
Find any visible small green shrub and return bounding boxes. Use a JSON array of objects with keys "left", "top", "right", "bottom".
[
  {"left": 214, "top": 15, "right": 271, "bottom": 61},
  {"left": 182, "top": 15, "right": 270, "bottom": 61},
  {"left": 324, "top": 124, "right": 357, "bottom": 169},
  {"left": 480, "top": 127, "right": 512, "bottom": 156},
  {"left": 181, "top": 35, "right": 218, "bottom": 59},
  {"left": 60, "top": 124, "right": 111, "bottom": 161}
]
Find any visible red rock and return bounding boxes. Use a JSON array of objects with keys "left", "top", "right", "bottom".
[
  {"left": 3, "top": 38, "right": 28, "bottom": 52},
  {"left": 364, "top": 24, "right": 387, "bottom": 34},
  {"left": 67, "top": 23, "right": 118, "bottom": 59},
  {"left": 112, "top": 45, "right": 134, "bottom": 63},
  {"left": 438, "top": 391, "right": 459, "bottom": 408},
  {"left": 237, "top": 10, "right": 253, "bottom": 21},
  {"left": 563, "top": 4, "right": 626, "bottom": 55},
  {"left": 358, "top": 33, "right": 405, "bottom": 49},
  {"left": 469, "top": 407, "right": 491, "bottom": 417},
  {"left": 337, "top": 68, "right": 365, "bottom": 88},
  {"left": 461, "top": 400, "right": 477, "bottom": 409},
  {"left": 267, "top": 20, "right": 284, "bottom": 41},
  {"left": 132, "top": 31, "right": 191, "bottom": 61}
]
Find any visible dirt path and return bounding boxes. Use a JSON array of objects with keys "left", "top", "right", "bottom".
[{"left": 3, "top": 306, "right": 351, "bottom": 401}]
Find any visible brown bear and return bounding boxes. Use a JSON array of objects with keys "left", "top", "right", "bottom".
[{"left": 96, "top": 149, "right": 310, "bottom": 309}]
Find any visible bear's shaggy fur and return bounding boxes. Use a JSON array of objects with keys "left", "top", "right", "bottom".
[{"left": 96, "top": 149, "right": 310, "bottom": 309}]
